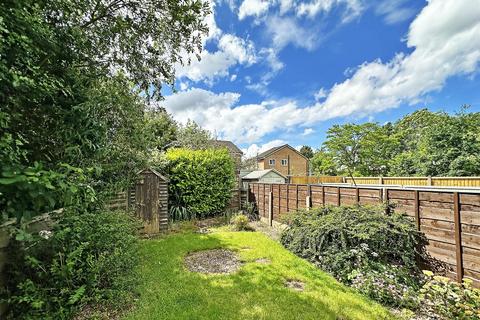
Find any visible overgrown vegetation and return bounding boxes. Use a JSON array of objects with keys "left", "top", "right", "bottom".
[
  {"left": 280, "top": 205, "right": 425, "bottom": 308},
  {"left": 3, "top": 210, "right": 140, "bottom": 319},
  {"left": 166, "top": 148, "right": 235, "bottom": 220},
  {"left": 311, "top": 108, "right": 480, "bottom": 177}
]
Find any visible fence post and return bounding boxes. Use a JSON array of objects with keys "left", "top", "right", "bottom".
[
  {"left": 355, "top": 187, "right": 360, "bottom": 204},
  {"left": 268, "top": 190, "right": 273, "bottom": 227},
  {"left": 306, "top": 185, "right": 312, "bottom": 210},
  {"left": 379, "top": 177, "right": 384, "bottom": 185},
  {"left": 246, "top": 183, "right": 250, "bottom": 204},
  {"left": 322, "top": 185, "right": 325, "bottom": 205},
  {"left": 414, "top": 190, "right": 420, "bottom": 231},
  {"left": 337, "top": 187, "right": 341, "bottom": 206},
  {"left": 453, "top": 192, "right": 463, "bottom": 282},
  {"left": 286, "top": 185, "right": 289, "bottom": 212},
  {"left": 296, "top": 184, "right": 299, "bottom": 210},
  {"left": 427, "top": 176, "right": 432, "bottom": 186}
]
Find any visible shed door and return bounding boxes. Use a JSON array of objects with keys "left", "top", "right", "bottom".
[{"left": 135, "top": 172, "right": 160, "bottom": 234}]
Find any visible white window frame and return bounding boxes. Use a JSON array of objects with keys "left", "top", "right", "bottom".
[
  {"left": 268, "top": 159, "right": 275, "bottom": 166},
  {"left": 281, "top": 159, "right": 288, "bottom": 166}
]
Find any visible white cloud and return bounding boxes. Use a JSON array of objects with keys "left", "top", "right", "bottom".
[
  {"left": 265, "top": 16, "right": 319, "bottom": 50},
  {"left": 218, "top": 34, "right": 257, "bottom": 65},
  {"left": 297, "top": 0, "right": 364, "bottom": 22},
  {"left": 168, "top": 0, "right": 480, "bottom": 146},
  {"left": 238, "top": 0, "right": 272, "bottom": 20},
  {"left": 176, "top": 33, "right": 257, "bottom": 83},
  {"left": 302, "top": 128, "right": 315, "bottom": 136},
  {"left": 242, "top": 140, "right": 286, "bottom": 158},
  {"left": 375, "top": 0, "right": 416, "bottom": 25},
  {"left": 230, "top": 74, "right": 237, "bottom": 81}
]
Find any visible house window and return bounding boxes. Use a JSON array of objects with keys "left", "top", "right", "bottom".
[
  {"left": 281, "top": 159, "right": 288, "bottom": 166},
  {"left": 269, "top": 159, "right": 275, "bottom": 166}
]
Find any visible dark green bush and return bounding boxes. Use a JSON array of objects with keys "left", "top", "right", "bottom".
[
  {"left": 2, "top": 210, "right": 140, "bottom": 319},
  {"left": 280, "top": 205, "right": 425, "bottom": 307},
  {"left": 166, "top": 148, "right": 235, "bottom": 219}
]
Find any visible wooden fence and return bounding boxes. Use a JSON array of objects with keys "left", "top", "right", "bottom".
[
  {"left": 290, "top": 176, "right": 480, "bottom": 187},
  {"left": 248, "top": 183, "right": 480, "bottom": 287}
]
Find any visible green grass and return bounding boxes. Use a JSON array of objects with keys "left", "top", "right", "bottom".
[{"left": 124, "top": 228, "right": 394, "bottom": 320}]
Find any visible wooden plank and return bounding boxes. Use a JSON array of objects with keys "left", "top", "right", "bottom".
[
  {"left": 359, "top": 189, "right": 382, "bottom": 198},
  {"left": 460, "top": 194, "right": 480, "bottom": 206},
  {"left": 419, "top": 192, "right": 454, "bottom": 203},
  {"left": 421, "top": 225, "right": 456, "bottom": 245},
  {"left": 462, "top": 247, "right": 480, "bottom": 272},
  {"left": 453, "top": 192, "right": 463, "bottom": 282},
  {"left": 388, "top": 190, "right": 415, "bottom": 200},
  {"left": 419, "top": 206, "right": 454, "bottom": 222}
]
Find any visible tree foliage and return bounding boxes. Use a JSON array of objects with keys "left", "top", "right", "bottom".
[
  {"left": 299, "top": 145, "right": 314, "bottom": 159},
  {"left": 310, "top": 108, "right": 480, "bottom": 177}
]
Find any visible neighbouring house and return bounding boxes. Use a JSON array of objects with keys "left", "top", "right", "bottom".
[
  {"left": 256, "top": 144, "right": 309, "bottom": 178},
  {"left": 241, "top": 169, "right": 286, "bottom": 190}
]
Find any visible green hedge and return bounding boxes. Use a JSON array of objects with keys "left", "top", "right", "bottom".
[{"left": 166, "top": 148, "right": 235, "bottom": 219}]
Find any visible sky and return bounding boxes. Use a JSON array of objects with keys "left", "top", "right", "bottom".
[{"left": 160, "top": 0, "right": 480, "bottom": 158}]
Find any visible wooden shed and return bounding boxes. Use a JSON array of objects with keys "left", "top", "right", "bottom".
[
  {"left": 241, "top": 169, "right": 286, "bottom": 190},
  {"left": 133, "top": 168, "right": 169, "bottom": 234}
]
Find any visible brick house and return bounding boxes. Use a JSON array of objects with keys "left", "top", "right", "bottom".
[{"left": 256, "top": 144, "right": 308, "bottom": 177}]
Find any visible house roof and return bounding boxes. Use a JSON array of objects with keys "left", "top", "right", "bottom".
[
  {"left": 256, "top": 144, "right": 308, "bottom": 160},
  {"left": 210, "top": 140, "right": 243, "bottom": 155},
  {"left": 242, "top": 169, "right": 287, "bottom": 180}
]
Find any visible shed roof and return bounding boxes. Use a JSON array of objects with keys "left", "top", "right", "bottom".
[
  {"left": 138, "top": 168, "right": 169, "bottom": 182},
  {"left": 242, "top": 169, "right": 286, "bottom": 180}
]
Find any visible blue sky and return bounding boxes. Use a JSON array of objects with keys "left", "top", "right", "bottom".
[{"left": 162, "top": 0, "right": 480, "bottom": 157}]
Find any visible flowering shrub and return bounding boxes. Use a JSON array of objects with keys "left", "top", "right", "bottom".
[
  {"left": 280, "top": 205, "right": 426, "bottom": 307},
  {"left": 350, "top": 264, "right": 420, "bottom": 308},
  {"left": 419, "top": 271, "right": 480, "bottom": 319}
]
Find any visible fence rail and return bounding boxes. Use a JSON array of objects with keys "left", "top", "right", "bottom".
[
  {"left": 290, "top": 176, "right": 480, "bottom": 187},
  {"left": 248, "top": 182, "right": 480, "bottom": 287}
]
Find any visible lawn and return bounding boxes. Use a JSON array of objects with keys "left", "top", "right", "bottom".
[{"left": 123, "top": 227, "right": 393, "bottom": 320}]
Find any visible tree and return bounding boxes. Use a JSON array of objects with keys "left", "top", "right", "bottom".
[
  {"left": 299, "top": 146, "right": 314, "bottom": 159},
  {"left": 145, "top": 109, "right": 178, "bottom": 152},
  {"left": 323, "top": 123, "right": 397, "bottom": 179},
  {"left": 176, "top": 120, "right": 212, "bottom": 150},
  {"left": 310, "top": 150, "right": 337, "bottom": 176}
]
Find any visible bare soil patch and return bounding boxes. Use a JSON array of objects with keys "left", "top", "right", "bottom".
[
  {"left": 184, "top": 249, "right": 241, "bottom": 274},
  {"left": 255, "top": 258, "right": 271, "bottom": 264},
  {"left": 285, "top": 279, "right": 305, "bottom": 291}
]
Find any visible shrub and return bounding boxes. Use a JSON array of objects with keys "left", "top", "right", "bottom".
[
  {"left": 2, "top": 210, "right": 140, "bottom": 319},
  {"left": 280, "top": 205, "right": 425, "bottom": 307},
  {"left": 231, "top": 214, "right": 250, "bottom": 231},
  {"left": 166, "top": 148, "right": 235, "bottom": 219},
  {"left": 419, "top": 271, "right": 480, "bottom": 319}
]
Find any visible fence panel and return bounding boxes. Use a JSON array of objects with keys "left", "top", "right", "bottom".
[{"left": 248, "top": 182, "right": 480, "bottom": 287}]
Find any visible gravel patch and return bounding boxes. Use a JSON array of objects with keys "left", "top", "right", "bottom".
[
  {"left": 285, "top": 279, "right": 305, "bottom": 291},
  {"left": 184, "top": 249, "right": 242, "bottom": 274}
]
